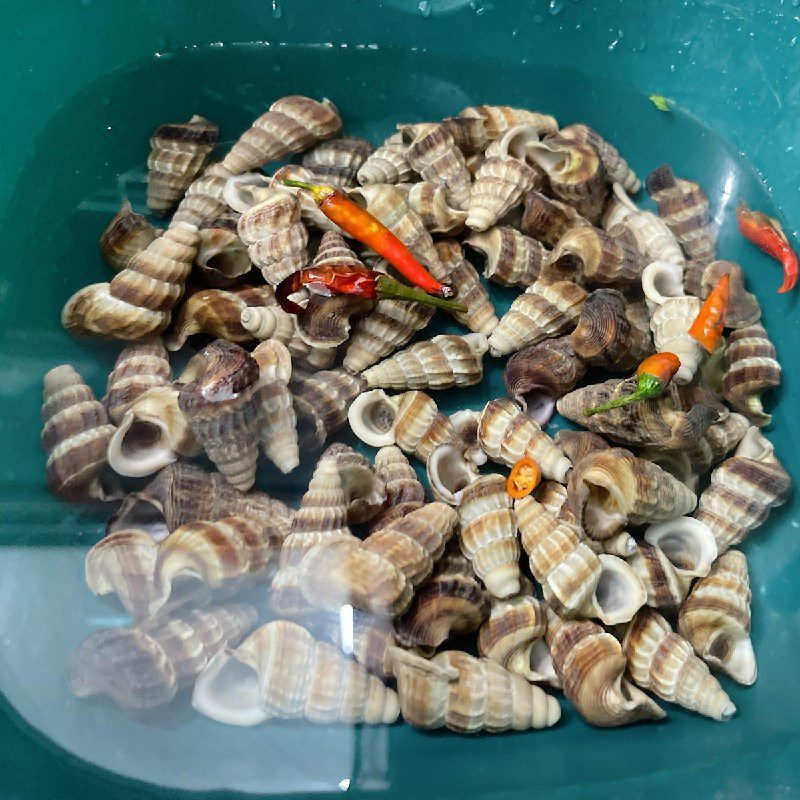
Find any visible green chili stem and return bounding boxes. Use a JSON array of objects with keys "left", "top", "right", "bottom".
[
  {"left": 584, "top": 374, "right": 664, "bottom": 417},
  {"left": 376, "top": 275, "right": 467, "bottom": 312}
]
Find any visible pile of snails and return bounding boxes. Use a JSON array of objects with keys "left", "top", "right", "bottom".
[{"left": 44, "top": 96, "right": 791, "bottom": 733}]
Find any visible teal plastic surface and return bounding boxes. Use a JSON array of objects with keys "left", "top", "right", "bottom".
[{"left": 1, "top": 1, "right": 799, "bottom": 798}]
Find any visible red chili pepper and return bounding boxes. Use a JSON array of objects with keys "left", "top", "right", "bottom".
[
  {"left": 275, "top": 264, "right": 468, "bottom": 316},
  {"left": 506, "top": 457, "right": 541, "bottom": 500},
  {"left": 688, "top": 273, "right": 730, "bottom": 353},
  {"left": 282, "top": 179, "right": 454, "bottom": 299},
  {"left": 584, "top": 352, "right": 681, "bottom": 417},
  {"left": 737, "top": 201, "right": 798, "bottom": 293}
]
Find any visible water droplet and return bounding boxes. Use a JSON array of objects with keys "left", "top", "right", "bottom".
[
  {"left": 575, "top": 22, "right": 582, "bottom": 29},
  {"left": 271, "top": 0, "right": 282, "bottom": 18},
  {"left": 548, "top": 0, "right": 564, "bottom": 14},
  {"left": 106, "top": 126, "right": 113, "bottom": 132},
  {"left": 470, "top": 0, "right": 493, "bottom": 15},
  {"left": 786, "top": 145, "right": 795, "bottom": 153},
  {"left": 418, "top": 0, "right": 431, "bottom": 15},
  {"left": 511, "top": 28, "right": 519, "bottom": 38},
  {"left": 154, "top": 51, "right": 162, "bottom": 58},
  {"left": 533, "top": 13, "right": 544, "bottom": 23},
  {"left": 682, "top": 37, "right": 693, "bottom": 48},
  {"left": 791, "top": 35, "right": 798, "bottom": 46},
  {"left": 670, "top": 63, "right": 676, "bottom": 72}
]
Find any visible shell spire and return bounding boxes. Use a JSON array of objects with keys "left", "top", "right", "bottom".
[
  {"left": 99, "top": 200, "right": 158, "bottom": 271},
  {"left": 465, "top": 226, "right": 546, "bottom": 288},
  {"left": 103, "top": 341, "right": 172, "bottom": 424}
]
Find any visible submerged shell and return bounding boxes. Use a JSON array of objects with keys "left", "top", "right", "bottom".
[
  {"left": 301, "top": 136, "right": 374, "bottom": 187},
  {"left": 314, "top": 608, "right": 397, "bottom": 678},
  {"left": 291, "top": 369, "right": 367, "bottom": 448},
  {"left": 362, "top": 333, "right": 487, "bottom": 392},
  {"left": 99, "top": 200, "right": 159, "bottom": 271},
  {"left": 432, "top": 240, "right": 498, "bottom": 334},
  {"left": 478, "top": 398, "right": 571, "bottom": 482},
  {"left": 464, "top": 226, "right": 545, "bottom": 288},
  {"left": 222, "top": 96, "right": 341, "bottom": 175},
  {"left": 395, "top": 548, "right": 488, "bottom": 649},
  {"left": 546, "top": 611, "right": 665, "bottom": 727},
  {"left": 646, "top": 164, "right": 716, "bottom": 262},
  {"left": 520, "top": 190, "right": 591, "bottom": 248},
  {"left": 458, "top": 475, "right": 521, "bottom": 599},
  {"left": 557, "top": 379, "right": 718, "bottom": 450},
  {"left": 41, "top": 365, "right": 116, "bottom": 501},
  {"left": 298, "top": 502, "right": 457, "bottom": 616},
  {"left": 401, "top": 122, "right": 472, "bottom": 210},
  {"left": 678, "top": 551, "right": 756, "bottom": 685},
  {"left": 570, "top": 288, "right": 653, "bottom": 371},
  {"left": 558, "top": 124, "right": 640, "bottom": 194},
  {"left": 357, "top": 132, "right": 414, "bottom": 185},
  {"left": 324, "top": 442, "right": 387, "bottom": 524},
  {"left": 192, "top": 620, "right": 398, "bottom": 726},
  {"left": 107, "top": 386, "right": 198, "bottom": 478},
  {"left": 693, "top": 426, "right": 791, "bottom": 554},
  {"left": 466, "top": 155, "right": 540, "bottom": 231},
  {"left": 392, "top": 647, "right": 560, "bottom": 733},
  {"left": 62, "top": 223, "right": 199, "bottom": 340},
  {"left": 684, "top": 259, "right": 760, "bottom": 328},
  {"left": 167, "top": 285, "right": 276, "bottom": 350},
  {"left": 370, "top": 445, "right": 426, "bottom": 533},
  {"left": 196, "top": 213, "right": 251, "bottom": 288},
  {"left": 68, "top": 604, "right": 256, "bottom": 710},
  {"left": 147, "top": 115, "right": 219, "bottom": 214},
  {"left": 178, "top": 341, "right": 263, "bottom": 490},
  {"left": 649, "top": 296, "right": 703, "bottom": 385},
  {"left": 172, "top": 162, "right": 233, "bottom": 227},
  {"left": 722, "top": 324, "right": 781, "bottom": 426},
  {"left": 568, "top": 447, "right": 697, "bottom": 541},
  {"left": 458, "top": 105, "right": 559, "bottom": 142},
  {"left": 548, "top": 226, "right": 647, "bottom": 286},
  {"left": 238, "top": 188, "right": 308, "bottom": 285},
  {"left": 103, "top": 341, "right": 171, "bottom": 424},
  {"left": 403, "top": 181, "right": 468, "bottom": 235},
  {"left": 622, "top": 608, "right": 735, "bottom": 720},
  {"left": 487, "top": 279, "right": 587, "bottom": 357}
]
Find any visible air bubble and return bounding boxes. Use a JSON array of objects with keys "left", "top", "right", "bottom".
[
  {"left": 548, "top": 0, "right": 564, "bottom": 14},
  {"left": 418, "top": 0, "right": 431, "bottom": 15},
  {"left": 271, "top": 0, "right": 282, "bottom": 17}
]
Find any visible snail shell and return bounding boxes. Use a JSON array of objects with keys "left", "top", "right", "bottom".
[
  {"left": 68, "top": 604, "right": 256, "bottom": 710},
  {"left": 478, "top": 398, "right": 571, "bottom": 482},
  {"left": 426, "top": 442, "right": 479, "bottom": 506},
  {"left": 103, "top": 340, "right": 171, "bottom": 424},
  {"left": 178, "top": 340, "right": 263, "bottom": 491},
  {"left": 438, "top": 115, "right": 489, "bottom": 155},
  {"left": 369, "top": 445, "right": 426, "bottom": 533},
  {"left": 173, "top": 162, "right": 233, "bottom": 227},
  {"left": 192, "top": 620, "right": 398, "bottom": 726},
  {"left": 362, "top": 333, "right": 488, "bottom": 392},
  {"left": 392, "top": 647, "right": 560, "bottom": 732},
  {"left": 622, "top": 608, "right": 736, "bottom": 720},
  {"left": 222, "top": 95, "right": 341, "bottom": 175},
  {"left": 196, "top": 212, "right": 252, "bottom": 288},
  {"left": 99, "top": 200, "right": 158, "bottom": 271},
  {"left": 558, "top": 124, "right": 640, "bottom": 194},
  {"left": 147, "top": 115, "right": 219, "bottom": 215},
  {"left": 521, "top": 190, "right": 591, "bottom": 248},
  {"left": 324, "top": 442, "right": 387, "bottom": 524},
  {"left": 646, "top": 164, "right": 716, "bottom": 263},
  {"left": 458, "top": 104, "right": 558, "bottom": 141},
  {"left": 41, "top": 365, "right": 116, "bottom": 501},
  {"left": 357, "top": 132, "right": 415, "bottom": 185},
  {"left": 487, "top": 279, "right": 587, "bottom": 357},
  {"left": 722, "top": 324, "right": 781, "bottom": 426},
  {"left": 464, "top": 226, "right": 545, "bottom": 288},
  {"left": 678, "top": 550, "right": 756, "bottom": 685},
  {"left": 271, "top": 164, "right": 343, "bottom": 233},
  {"left": 466, "top": 155, "right": 540, "bottom": 232},
  {"left": 62, "top": 222, "right": 199, "bottom": 340},
  {"left": 301, "top": 136, "right": 374, "bottom": 187},
  {"left": 401, "top": 181, "right": 468, "bottom": 235}
]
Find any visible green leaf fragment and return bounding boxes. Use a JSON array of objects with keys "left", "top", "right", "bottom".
[{"left": 649, "top": 95, "right": 671, "bottom": 112}]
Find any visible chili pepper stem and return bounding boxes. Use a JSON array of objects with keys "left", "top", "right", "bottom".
[
  {"left": 584, "top": 374, "right": 664, "bottom": 417},
  {"left": 281, "top": 178, "right": 335, "bottom": 203},
  {"left": 376, "top": 275, "right": 467, "bottom": 313}
]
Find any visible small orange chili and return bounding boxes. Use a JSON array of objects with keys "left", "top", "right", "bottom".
[
  {"left": 688, "top": 273, "right": 730, "bottom": 353},
  {"left": 282, "top": 179, "right": 454, "bottom": 299},
  {"left": 507, "top": 457, "right": 542, "bottom": 500},
  {"left": 275, "top": 264, "right": 468, "bottom": 316},
  {"left": 737, "top": 201, "right": 798, "bottom": 293},
  {"left": 584, "top": 352, "right": 681, "bottom": 417}
]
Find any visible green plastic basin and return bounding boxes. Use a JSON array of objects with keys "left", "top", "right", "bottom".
[{"left": 1, "top": 1, "right": 799, "bottom": 798}]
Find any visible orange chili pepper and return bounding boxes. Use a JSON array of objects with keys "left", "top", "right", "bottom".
[
  {"left": 506, "top": 457, "right": 541, "bottom": 500},
  {"left": 282, "top": 179, "right": 454, "bottom": 299},
  {"left": 737, "top": 201, "right": 798, "bottom": 293},
  {"left": 275, "top": 264, "right": 467, "bottom": 315},
  {"left": 688, "top": 273, "right": 730, "bottom": 353},
  {"left": 584, "top": 352, "right": 681, "bottom": 417}
]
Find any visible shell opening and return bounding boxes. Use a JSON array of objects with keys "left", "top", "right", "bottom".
[
  {"left": 583, "top": 482, "right": 627, "bottom": 539},
  {"left": 107, "top": 413, "right": 176, "bottom": 478},
  {"left": 191, "top": 651, "right": 268, "bottom": 726},
  {"left": 223, "top": 173, "right": 272, "bottom": 214},
  {"left": 641, "top": 261, "right": 685, "bottom": 306},
  {"left": 735, "top": 425, "right": 773, "bottom": 461},
  {"left": 526, "top": 638, "right": 558, "bottom": 685},
  {"left": 202, "top": 249, "right": 251, "bottom": 280},
  {"left": 591, "top": 554, "right": 646, "bottom": 625},
  {"left": 426, "top": 443, "right": 479, "bottom": 505},
  {"left": 348, "top": 390, "right": 400, "bottom": 447},
  {"left": 644, "top": 518, "right": 717, "bottom": 576}
]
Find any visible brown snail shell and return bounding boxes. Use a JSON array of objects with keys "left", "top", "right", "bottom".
[
  {"left": 301, "top": 136, "right": 374, "bottom": 187},
  {"left": 222, "top": 95, "right": 341, "bottom": 175},
  {"left": 466, "top": 155, "right": 540, "bottom": 232},
  {"left": 464, "top": 226, "right": 545, "bottom": 288},
  {"left": 178, "top": 340, "right": 263, "bottom": 490},
  {"left": 68, "top": 604, "right": 256, "bottom": 710},
  {"left": 402, "top": 181, "right": 468, "bottom": 235},
  {"left": 553, "top": 429, "right": 610, "bottom": 466},
  {"left": 147, "top": 115, "right": 219, "bottom": 214},
  {"left": 103, "top": 340, "right": 172, "bottom": 424},
  {"left": 324, "top": 442, "right": 387, "bottom": 525},
  {"left": 438, "top": 115, "right": 489, "bottom": 155},
  {"left": 192, "top": 620, "right": 398, "bottom": 726},
  {"left": 196, "top": 213, "right": 251, "bottom": 288},
  {"left": 62, "top": 222, "right": 199, "bottom": 340},
  {"left": 684, "top": 259, "right": 760, "bottom": 328},
  {"left": 570, "top": 288, "right": 653, "bottom": 371},
  {"left": 41, "top": 365, "right": 117, "bottom": 501},
  {"left": 520, "top": 190, "right": 592, "bottom": 247},
  {"left": 646, "top": 164, "right": 716, "bottom": 262},
  {"left": 558, "top": 124, "right": 640, "bottom": 194},
  {"left": 503, "top": 336, "right": 586, "bottom": 426},
  {"left": 99, "top": 200, "right": 159, "bottom": 271},
  {"left": 458, "top": 104, "right": 558, "bottom": 141},
  {"left": 369, "top": 445, "right": 426, "bottom": 533},
  {"left": 172, "top": 162, "right": 233, "bottom": 228},
  {"left": 357, "top": 132, "right": 415, "bottom": 185},
  {"left": 721, "top": 324, "right": 781, "bottom": 426}
]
